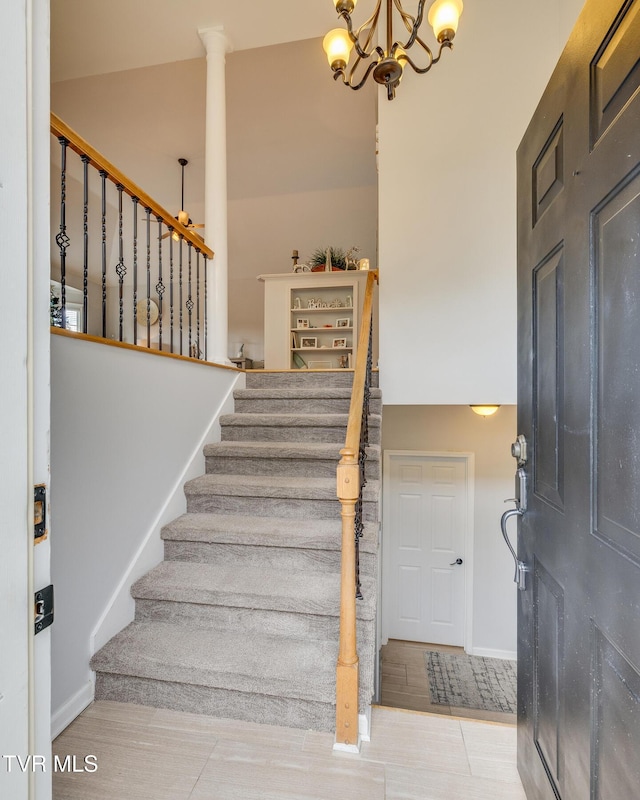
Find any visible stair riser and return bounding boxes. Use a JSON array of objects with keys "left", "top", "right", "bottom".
[
  {"left": 185, "top": 493, "right": 379, "bottom": 521},
  {"left": 205, "top": 455, "right": 381, "bottom": 480},
  {"left": 233, "top": 397, "right": 382, "bottom": 415},
  {"left": 221, "top": 424, "right": 381, "bottom": 445},
  {"left": 163, "top": 540, "right": 378, "bottom": 577},
  {"left": 246, "top": 372, "right": 379, "bottom": 389},
  {"left": 133, "top": 600, "right": 377, "bottom": 650},
  {"left": 94, "top": 673, "right": 336, "bottom": 732}
]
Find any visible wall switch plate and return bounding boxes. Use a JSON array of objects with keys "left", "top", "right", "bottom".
[{"left": 35, "top": 585, "right": 54, "bottom": 635}]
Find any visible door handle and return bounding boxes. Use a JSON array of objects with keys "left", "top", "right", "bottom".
[
  {"left": 500, "top": 507, "right": 529, "bottom": 591},
  {"left": 450, "top": 558, "right": 463, "bottom": 566}
]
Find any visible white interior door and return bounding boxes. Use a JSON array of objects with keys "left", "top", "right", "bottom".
[{"left": 382, "top": 451, "right": 472, "bottom": 646}]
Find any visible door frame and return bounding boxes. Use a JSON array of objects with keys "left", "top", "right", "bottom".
[{"left": 381, "top": 450, "right": 475, "bottom": 652}]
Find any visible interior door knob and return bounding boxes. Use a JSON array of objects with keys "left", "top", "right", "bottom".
[{"left": 450, "top": 558, "right": 463, "bottom": 565}]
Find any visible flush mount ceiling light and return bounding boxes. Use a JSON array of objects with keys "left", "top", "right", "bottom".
[
  {"left": 470, "top": 405, "right": 501, "bottom": 417},
  {"left": 323, "top": 0, "right": 463, "bottom": 101}
]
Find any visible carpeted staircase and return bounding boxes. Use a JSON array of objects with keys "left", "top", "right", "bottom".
[{"left": 91, "top": 371, "right": 381, "bottom": 732}]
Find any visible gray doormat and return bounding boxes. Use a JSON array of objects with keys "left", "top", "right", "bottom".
[{"left": 425, "top": 651, "right": 517, "bottom": 713}]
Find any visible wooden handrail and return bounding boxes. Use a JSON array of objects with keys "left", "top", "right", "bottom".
[
  {"left": 50, "top": 112, "right": 214, "bottom": 259},
  {"left": 335, "top": 269, "right": 378, "bottom": 749}
]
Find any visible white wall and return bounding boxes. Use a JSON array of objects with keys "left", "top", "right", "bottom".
[
  {"left": 378, "top": 0, "right": 585, "bottom": 405},
  {"left": 50, "top": 335, "right": 241, "bottom": 733},
  {"left": 382, "top": 405, "right": 519, "bottom": 657}
]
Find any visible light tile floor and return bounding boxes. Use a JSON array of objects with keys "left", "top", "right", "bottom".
[
  {"left": 380, "top": 640, "right": 517, "bottom": 725},
  {"left": 53, "top": 701, "right": 526, "bottom": 799}
]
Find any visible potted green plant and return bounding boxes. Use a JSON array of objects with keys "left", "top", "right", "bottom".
[{"left": 308, "top": 247, "right": 347, "bottom": 272}]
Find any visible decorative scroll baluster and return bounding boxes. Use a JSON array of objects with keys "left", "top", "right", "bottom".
[
  {"left": 115, "top": 185, "right": 127, "bottom": 341},
  {"left": 81, "top": 155, "right": 89, "bottom": 333},
  {"left": 196, "top": 249, "right": 201, "bottom": 358},
  {"left": 204, "top": 256, "right": 208, "bottom": 361},
  {"left": 132, "top": 197, "right": 139, "bottom": 337},
  {"left": 100, "top": 170, "right": 107, "bottom": 338},
  {"left": 187, "top": 242, "right": 194, "bottom": 356},
  {"left": 169, "top": 230, "right": 174, "bottom": 353},
  {"left": 145, "top": 207, "right": 151, "bottom": 347},
  {"left": 56, "top": 137, "right": 70, "bottom": 327},
  {"left": 156, "top": 216, "right": 165, "bottom": 350},
  {"left": 354, "top": 317, "right": 373, "bottom": 600},
  {"left": 179, "top": 237, "right": 184, "bottom": 355}
]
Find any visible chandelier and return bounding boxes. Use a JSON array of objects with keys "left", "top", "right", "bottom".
[{"left": 323, "top": 0, "right": 463, "bottom": 100}]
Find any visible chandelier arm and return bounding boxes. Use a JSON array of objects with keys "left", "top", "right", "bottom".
[
  {"left": 341, "top": 58, "right": 382, "bottom": 91},
  {"left": 340, "top": 1, "right": 382, "bottom": 60},
  {"left": 393, "top": 0, "right": 429, "bottom": 51},
  {"left": 402, "top": 40, "right": 452, "bottom": 74}
]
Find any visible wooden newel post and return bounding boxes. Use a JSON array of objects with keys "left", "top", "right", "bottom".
[{"left": 335, "top": 447, "right": 360, "bottom": 748}]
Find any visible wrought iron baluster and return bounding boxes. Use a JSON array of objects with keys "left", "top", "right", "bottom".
[
  {"left": 100, "top": 170, "right": 107, "bottom": 338},
  {"left": 56, "top": 137, "right": 70, "bottom": 328},
  {"left": 187, "top": 242, "right": 194, "bottom": 356},
  {"left": 156, "top": 216, "right": 165, "bottom": 350},
  {"left": 196, "top": 249, "right": 201, "bottom": 358},
  {"left": 132, "top": 197, "right": 139, "bottom": 337},
  {"left": 354, "top": 317, "right": 374, "bottom": 600},
  {"left": 179, "top": 237, "right": 184, "bottom": 355},
  {"left": 81, "top": 155, "right": 89, "bottom": 333},
  {"left": 115, "top": 185, "right": 127, "bottom": 341},
  {"left": 169, "top": 229, "right": 174, "bottom": 353},
  {"left": 145, "top": 207, "right": 151, "bottom": 347},
  {"left": 204, "top": 255, "right": 208, "bottom": 361}
]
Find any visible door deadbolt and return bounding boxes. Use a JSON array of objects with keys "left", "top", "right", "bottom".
[{"left": 511, "top": 434, "right": 528, "bottom": 466}]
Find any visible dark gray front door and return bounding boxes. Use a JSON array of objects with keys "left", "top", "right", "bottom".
[{"left": 516, "top": 0, "right": 640, "bottom": 797}]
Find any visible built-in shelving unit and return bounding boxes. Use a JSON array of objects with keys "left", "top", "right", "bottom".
[{"left": 258, "top": 270, "right": 376, "bottom": 370}]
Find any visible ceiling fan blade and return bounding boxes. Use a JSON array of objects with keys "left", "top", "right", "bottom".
[
  {"left": 187, "top": 223, "right": 205, "bottom": 229},
  {"left": 161, "top": 231, "right": 171, "bottom": 240}
]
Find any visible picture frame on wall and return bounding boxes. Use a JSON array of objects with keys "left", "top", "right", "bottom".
[{"left": 300, "top": 336, "right": 317, "bottom": 349}]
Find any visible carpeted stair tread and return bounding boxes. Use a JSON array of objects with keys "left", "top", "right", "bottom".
[
  {"left": 131, "top": 561, "right": 376, "bottom": 620},
  {"left": 203, "top": 441, "right": 380, "bottom": 461},
  {"left": 220, "top": 412, "right": 381, "bottom": 428},
  {"left": 162, "top": 512, "right": 379, "bottom": 553},
  {"left": 234, "top": 388, "right": 382, "bottom": 400},
  {"left": 91, "top": 621, "right": 336, "bottom": 703},
  {"left": 184, "top": 473, "right": 380, "bottom": 501}
]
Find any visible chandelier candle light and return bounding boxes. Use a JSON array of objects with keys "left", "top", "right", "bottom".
[{"left": 323, "top": 0, "right": 463, "bottom": 100}]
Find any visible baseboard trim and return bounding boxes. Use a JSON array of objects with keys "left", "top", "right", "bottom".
[
  {"left": 51, "top": 680, "right": 94, "bottom": 739},
  {"left": 470, "top": 647, "right": 517, "bottom": 661},
  {"left": 333, "top": 739, "right": 361, "bottom": 754},
  {"left": 358, "top": 711, "right": 371, "bottom": 742}
]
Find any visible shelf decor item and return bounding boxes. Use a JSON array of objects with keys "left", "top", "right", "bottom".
[
  {"left": 332, "top": 337, "right": 348, "bottom": 348},
  {"left": 336, "top": 318, "right": 350, "bottom": 327},
  {"left": 300, "top": 336, "right": 318, "bottom": 349},
  {"left": 323, "top": 0, "right": 463, "bottom": 102},
  {"left": 309, "top": 246, "right": 347, "bottom": 272}
]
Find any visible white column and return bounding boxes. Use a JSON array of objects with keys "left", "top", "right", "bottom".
[{"left": 199, "top": 26, "right": 231, "bottom": 364}]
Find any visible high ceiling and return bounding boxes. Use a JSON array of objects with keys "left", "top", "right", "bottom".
[{"left": 51, "top": 0, "right": 335, "bottom": 82}]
